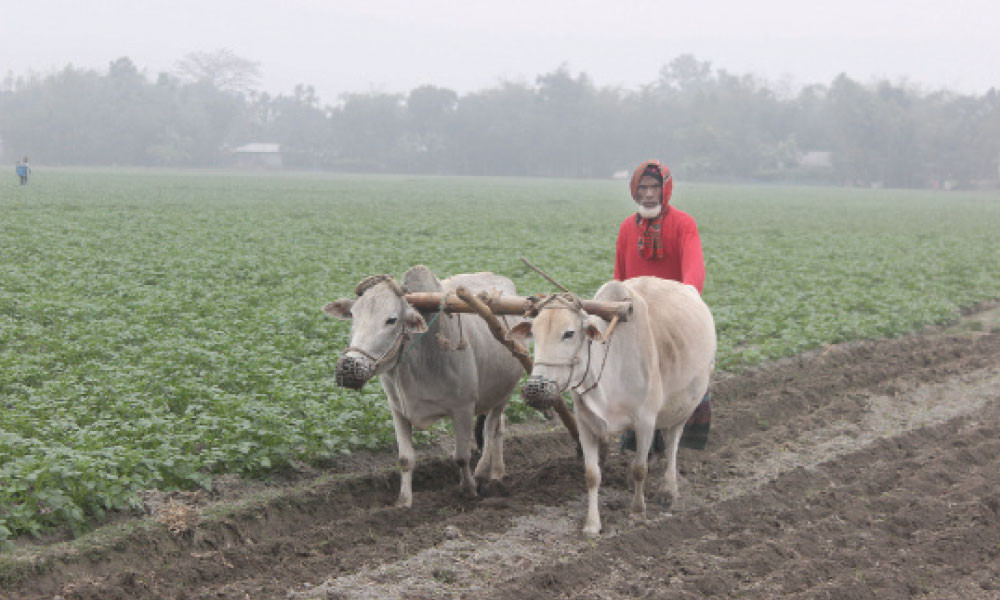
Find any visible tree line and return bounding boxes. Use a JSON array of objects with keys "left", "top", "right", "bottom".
[{"left": 2, "top": 52, "right": 999, "bottom": 188}]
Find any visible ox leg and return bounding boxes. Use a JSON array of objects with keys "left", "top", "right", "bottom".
[
  {"left": 474, "top": 405, "right": 506, "bottom": 496},
  {"left": 629, "top": 420, "right": 655, "bottom": 518},
  {"left": 655, "top": 423, "right": 685, "bottom": 509},
  {"left": 579, "top": 424, "right": 603, "bottom": 536},
  {"left": 453, "top": 408, "right": 478, "bottom": 497},
  {"left": 391, "top": 408, "right": 416, "bottom": 508}
]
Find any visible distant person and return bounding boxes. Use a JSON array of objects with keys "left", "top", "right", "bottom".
[
  {"left": 615, "top": 159, "right": 712, "bottom": 453},
  {"left": 15, "top": 157, "right": 31, "bottom": 185}
]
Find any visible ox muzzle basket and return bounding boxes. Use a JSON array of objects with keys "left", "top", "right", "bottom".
[
  {"left": 520, "top": 375, "right": 561, "bottom": 410},
  {"left": 334, "top": 354, "right": 376, "bottom": 390}
]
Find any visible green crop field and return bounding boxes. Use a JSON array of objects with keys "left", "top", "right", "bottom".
[{"left": 2, "top": 169, "right": 999, "bottom": 546}]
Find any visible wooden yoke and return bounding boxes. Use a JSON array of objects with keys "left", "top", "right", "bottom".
[
  {"left": 452, "top": 286, "right": 581, "bottom": 449},
  {"left": 405, "top": 292, "right": 630, "bottom": 322}
]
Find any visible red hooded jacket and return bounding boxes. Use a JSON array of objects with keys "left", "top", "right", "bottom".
[{"left": 613, "top": 160, "right": 705, "bottom": 293}]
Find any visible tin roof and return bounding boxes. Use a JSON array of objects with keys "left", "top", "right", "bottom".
[{"left": 233, "top": 143, "right": 281, "bottom": 154}]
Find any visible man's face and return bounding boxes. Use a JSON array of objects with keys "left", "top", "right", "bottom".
[{"left": 635, "top": 174, "right": 662, "bottom": 218}]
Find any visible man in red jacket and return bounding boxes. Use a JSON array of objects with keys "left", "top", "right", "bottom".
[{"left": 617, "top": 159, "right": 711, "bottom": 452}]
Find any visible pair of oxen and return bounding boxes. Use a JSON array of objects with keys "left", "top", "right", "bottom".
[{"left": 324, "top": 265, "right": 715, "bottom": 536}]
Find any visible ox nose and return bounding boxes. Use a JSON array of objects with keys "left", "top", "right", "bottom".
[
  {"left": 520, "top": 375, "right": 561, "bottom": 411},
  {"left": 335, "top": 354, "right": 375, "bottom": 390}
]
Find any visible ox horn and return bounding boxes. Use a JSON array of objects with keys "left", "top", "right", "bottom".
[{"left": 354, "top": 274, "right": 405, "bottom": 297}]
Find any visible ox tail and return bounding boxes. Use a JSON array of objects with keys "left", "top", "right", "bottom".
[
  {"left": 679, "top": 389, "right": 711, "bottom": 449},
  {"left": 475, "top": 414, "right": 486, "bottom": 452}
]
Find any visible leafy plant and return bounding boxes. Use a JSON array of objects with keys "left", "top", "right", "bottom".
[{"left": 1, "top": 170, "right": 998, "bottom": 543}]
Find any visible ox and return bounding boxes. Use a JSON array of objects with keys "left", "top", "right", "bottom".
[
  {"left": 324, "top": 265, "right": 525, "bottom": 507},
  {"left": 512, "top": 276, "right": 715, "bottom": 535}
]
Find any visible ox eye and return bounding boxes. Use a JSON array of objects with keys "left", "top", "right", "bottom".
[
  {"left": 562, "top": 330, "right": 575, "bottom": 340},
  {"left": 385, "top": 317, "right": 398, "bottom": 326}
]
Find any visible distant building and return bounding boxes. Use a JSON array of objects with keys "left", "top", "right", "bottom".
[
  {"left": 798, "top": 151, "right": 833, "bottom": 169},
  {"left": 232, "top": 143, "right": 283, "bottom": 169},
  {"left": 611, "top": 169, "right": 630, "bottom": 180}
]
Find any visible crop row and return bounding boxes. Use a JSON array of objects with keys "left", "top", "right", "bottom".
[{"left": 1, "top": 170, "right": 998, "bottom": 546}]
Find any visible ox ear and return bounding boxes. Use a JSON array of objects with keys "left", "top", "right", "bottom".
[
  {"left": 508, "top": 321, "right": 533, "bottom": 343},
  {"left": 583, "top": 315, "right": 605, "bottom": 341},
  {"left": 323, "top": 298, "right": 354, "bottom": 320},
  {"left": 404, "top": 307, "right": 428, "bottom": 334}
]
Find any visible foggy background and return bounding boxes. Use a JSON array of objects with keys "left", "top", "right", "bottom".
[{"left": 2, "top": 0, "right": 999, "bottom": 187}]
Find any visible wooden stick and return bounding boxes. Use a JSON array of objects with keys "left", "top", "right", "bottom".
[
  {"left": 455, "top": 286, "right": 581, "bottom": 447},
  {"left": 581, "top": 299, "right": 630, "bottom": 322},
  {"left": 454, "top": 286, "right": 533, "bottom": 374},
  {"left": 602, "top": 313, "right": 622, "bottom": 343},
  {"left": 406, "top": 292, "right": 531, "bottom": 317},
  {"left": 404, "top": 292, "right": 630, "bottom": 323},
  {"left": 520, "top": 257, "right": 571, "bottom": 293}
]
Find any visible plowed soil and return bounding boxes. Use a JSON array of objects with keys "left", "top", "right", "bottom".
[{"left": 5, "top": 310, "right": 1000, "bottom": 600}]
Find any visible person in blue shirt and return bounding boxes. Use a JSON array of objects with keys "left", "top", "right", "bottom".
[{"left": 15, "top": 157, "right": 30, "bottom": 185}]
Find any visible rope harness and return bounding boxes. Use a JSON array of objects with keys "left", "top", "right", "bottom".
[
  {"left": 530, "top": 293, "right": 616, "bottom": 396},
  {"left": 340, "top": 275, "right": 412, "bottom": 375},
  {"left": 342, "top": 327, "right": 408, "bottom": 373},
  {"left": 399, "top": 291, "right": 452, "bottom": 361},
  {"left": 343, "top": 279, "right": 463, "bottom": 376}
]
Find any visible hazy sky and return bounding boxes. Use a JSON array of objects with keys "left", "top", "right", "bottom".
[{"left": 2, "top": 0, "right": 997, "bottom": 104}]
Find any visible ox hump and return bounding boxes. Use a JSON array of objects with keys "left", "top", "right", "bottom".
[{"left": 403, "top": 265, "right": 443, "bottom": 294}]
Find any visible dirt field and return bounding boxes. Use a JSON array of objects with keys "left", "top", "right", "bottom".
[{"left": 5, "top": 308, "right": 1000, "bottom": 600}]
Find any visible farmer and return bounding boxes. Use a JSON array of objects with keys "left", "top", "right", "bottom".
[
  {"left": 615, "top": 159, "right": 711, "bottom": 452},
  {"left": 16, "top": 157, "right": 31, "bottom": 185}
]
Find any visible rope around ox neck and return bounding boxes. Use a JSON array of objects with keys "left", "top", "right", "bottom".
[{"left": 530, "top": 292, "right": 618, "bottom": 396}]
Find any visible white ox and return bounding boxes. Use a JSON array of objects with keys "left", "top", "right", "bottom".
[
  {"left": 324, "top": 265, "right": 525, "bottom": 507},
  {"left": 512, "top": 276, "right": 716, "bottom": 535}
]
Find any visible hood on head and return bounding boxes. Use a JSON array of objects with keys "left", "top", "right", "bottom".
[{"left": 629, "top": 160, "right": 673, "bottom": 208}]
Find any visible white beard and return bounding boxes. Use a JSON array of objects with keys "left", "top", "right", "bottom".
[{"left": 636, "top": 204, "right": 662, "bottom": 219}]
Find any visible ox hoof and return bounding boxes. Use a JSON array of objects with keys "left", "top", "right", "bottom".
[
  {"left": 629, "top": 503, "right": 647, "bottom": 519},
  {"left": 476, "top": 478, "right": 507, "bottom": 498},
  {"left": 653, "top": 490, "right": 677, "bottom": 510},
  {"left": 395, "top": 496, "right": 413, "bottom": 508},
  {"left": 627, "top": 512, "right": 648, "bottom": 526},
  {"left": 582, "top": 523, "right": 601, "bottom": 537}
]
